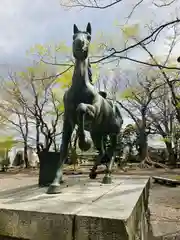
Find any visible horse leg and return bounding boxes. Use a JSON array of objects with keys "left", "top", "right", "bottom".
[
  {"left": 76, "top": 103, "right": 94, "bottom": 151},
  {"left": 47, "top": 119, "right": 74, "bottom": 194},
  {"left": 102, "top": 134, "right": 117, "bottom": 184},
  {"left": 89, "top": 134, "right": 105, "bottom": 179}
]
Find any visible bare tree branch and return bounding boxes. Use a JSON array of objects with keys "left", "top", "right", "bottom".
[
  {"left": 93, "top": 18, "right": 180, "bottom": 69},
  {"left": 125, "top": 0, "right": 144, "bottom": 23},
  {"left": 33, "top": 19, "right": 180, "bottom": 77},
  {"left": 153, "top": 0, "right": 176, "bottom": 7},
  {"left": 60, "top": 0, "right": 123, "bottom": 9}
]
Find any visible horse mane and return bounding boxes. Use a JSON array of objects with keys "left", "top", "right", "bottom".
[
  {"left": 88, "top": 58, "right": 93, "bottom": 85},
  {"left": 88, "top": 59, "right": 107, "bottom": 99}
]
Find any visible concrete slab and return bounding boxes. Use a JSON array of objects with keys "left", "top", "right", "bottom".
[
  {"left": 75, "top": 178, "right": 150, "bottom": 240},
  {"left": 0, "top": 175, "right": 150, "bottom": 240}
]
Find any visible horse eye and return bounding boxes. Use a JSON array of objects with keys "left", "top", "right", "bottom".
[
  {"left": 87, "top": 35, "right": 91, "bottom": 41},
  {"left": 73, "top": 35, "right": 76, "bottom": 40}
]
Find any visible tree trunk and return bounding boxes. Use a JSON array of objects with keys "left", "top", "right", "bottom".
[
  {"left": 44, "top": 134, "right": 52, "bottom": 152},
  {"left": 139, "top": 138, "right": 148, "bottom": 161},
  {"left": 137, "top": 128, "right": 148, "bottom": 161},
  {"left": 137, "top": 110, "right": 149, "bottom": 162},
  {"left": 36, "top": 119, "right": 40, "bottom": 153},
  {"left": 24, "top": 142, "right": 29, "bottom": 168},
  {"left": 173, "top": 139, "right": 178, "bottom": 161},
  {"left": 165, "top": 141, "right": 176, "bottom": 167},
  {"left": 52, "top": 134, "right": 59, "bottom": 152},
  {"left": 44, "top": 136, "right": 49, "bottom": 152}
]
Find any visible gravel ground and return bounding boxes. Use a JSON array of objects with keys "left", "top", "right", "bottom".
[
  {"left": 149, "top": 183, "right": 180, "bottom": 238},
  {"left": 1, "top": 167, "right": 180, "bottom": 239}
]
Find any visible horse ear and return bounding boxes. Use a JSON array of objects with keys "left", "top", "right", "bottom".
[
  {"left": 86, "top": 22, "right": 92, "bottom": 35},
  {"left": 99, "top": 91, "right": 107, "bottom": 99},
  {"left": 73, "top": 24, "right": 79, "bottom": 34}
]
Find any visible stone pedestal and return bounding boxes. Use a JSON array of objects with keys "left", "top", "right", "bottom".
[{"left": 0, "top": 175, "right": 150, "bottom": 240}]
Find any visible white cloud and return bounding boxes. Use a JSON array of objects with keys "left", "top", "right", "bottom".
[{"left": 0, "top": 0, "right": 178, "bottom": 66}]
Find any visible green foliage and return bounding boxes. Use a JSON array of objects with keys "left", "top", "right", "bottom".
[
  {"left": 18, "top": 63, "right": 49, "bottom": 80},
  {"left": 121, "top": 24, "right": 140, "bottom": 40},
  {"left": 54, "top": 63, "right": 100, "bottom": 87},
  {"left": 91, "top": 64, "right": 100, "bottom": 83},
  {"left": 176, "top": 101, "right": 180, "bottom": 109},
  {"left": 54, "top": 42, "right": 71, "bottom": 54},
  {"left": 51, "top": 87, "right": 64, "bottom": 113},
  {"left": 159, "top": 136, "right": 172, "bottom": 143},
  {"left": 27, "top": 44, "right": 48, "bottom": 56},
  {"left": 113, "top": 19, "right": 120, "bottom": 27},
  {"left": 57, "top": 102, "right": 64, "bottom": 112},
  {"left": 89, "top": 32, "right": 108, "bottom": 56},
  {"left": 0, "top": 115, "right": 8, "bottom": 126},
  {"left": 120, "top": 87, "right": 139, "bottom": 100},
  {"left": 123, "top": 124, "right": 136, "bottom": 136},
  {"left": 25, "top": 28, "right": 108, "bottom": 100},
  {"left": 164, "top": 63, "right": 178, "bottom": 72},
  {"left": 0, "top": 136, "right": 15, "bottom": 166},
  {"left": 55, "top": 69, "right": 73, "bottom": 89},
  {"left": 28, "top": 36, "right": 104, "bottom": 62},
  {"left": 0, "top": 136, "right": 16, "bottom": 150}
]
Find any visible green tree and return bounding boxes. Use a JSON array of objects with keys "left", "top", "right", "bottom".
[
  {"left": 0, "top": 81, "right": 30, "bottom": 167},
  {"left": 146, "top": 83, "right": 177, "bottom": 166},
  {"left": 0, "top": 64, "right": 64, "bottom": 159},
  {"left": 0, "top": 136, "right": 16, "bottom": 171},
  {"left": 119, "top": 72, "right": 160, "bottom": 162}
]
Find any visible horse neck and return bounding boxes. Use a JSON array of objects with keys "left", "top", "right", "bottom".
[{"left": 72, "top": 58, "right": 91, "bottom": 88}]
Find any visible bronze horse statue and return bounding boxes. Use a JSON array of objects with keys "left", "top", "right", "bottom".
[{"left": 47, "top": 23, "right": 123, "bottom": 194}]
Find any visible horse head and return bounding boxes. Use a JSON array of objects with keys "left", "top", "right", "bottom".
[{"left": 73, "top": 23, "right": 92, "bottom": 61}]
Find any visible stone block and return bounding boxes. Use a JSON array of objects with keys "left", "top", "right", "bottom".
[
  {"left": 75, "top": 177, "right": 150, "bottom": 240},
  {"left": 0, "top": 175, "right": 150, "bottom": 240},
  {"left": 0, "top": 209, "right": 73, "bottom": 240}
]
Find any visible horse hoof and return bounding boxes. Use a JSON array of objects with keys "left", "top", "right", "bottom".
[
  {"left": 89, "top": 171, "right": 97, "bottom": 179},
  {"left": 46, "top": 184, "right": 62, "bottom": 194},
  {"left": 102, "top": 175, "right": 112, "bottom": 184}
]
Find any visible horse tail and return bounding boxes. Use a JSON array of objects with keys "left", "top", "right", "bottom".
[{"left": 76, "top": 103, "right": 91, "bottom": 151}]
